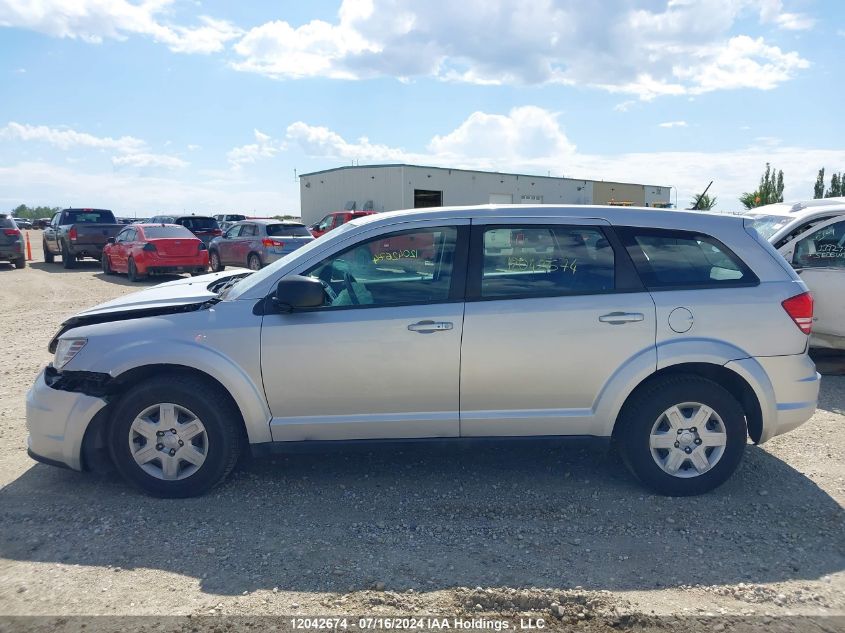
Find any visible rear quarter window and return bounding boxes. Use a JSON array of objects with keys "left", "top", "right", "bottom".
[{"left": 618, "top": 227, "right": 758, "bottom": 289}]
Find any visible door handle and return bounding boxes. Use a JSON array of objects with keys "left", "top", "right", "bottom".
[
  {"left": 598, "top": 312, "right": 645, "bottom": 325},
  {"left": 407, "top": 320, "right": 453, "bottom": 333}
]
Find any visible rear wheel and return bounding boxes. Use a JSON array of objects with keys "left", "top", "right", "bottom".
[
  {"left": 209, "top": 251, "right": 224, "bottom": 272},
  {"left": 14, "top": 256, "right": 25, "bottom": 269},
  {"left": 127, "top": 257, "right": 143, "bottom": 282},
  {"left": 61, "top": 241, "right": 75, "bottom": 269},
  {"left": 43, "top": 240, "right": 54, "bottom": 263},
  {"left": 247, "top": 253, "right": 262, "bottom": 271},
  {"left": 618, "top": 375, "right": 747, "bottom": 496},
  {"left": 108, "top": 374, "right": 242, "bottom": 497}
]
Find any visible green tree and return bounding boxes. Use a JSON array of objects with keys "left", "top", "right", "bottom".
[
  {"left": 814, "top": 168, "right": 825, "bottom": 198},
  {"left": 689, "top": 193, "right": 717, "bottom": 210},
  {"left": 826, "top": 173, "right": 842, "bottom": 198},
  {"left": 739, "top": 163, "right": 784, "bottom": 209}
]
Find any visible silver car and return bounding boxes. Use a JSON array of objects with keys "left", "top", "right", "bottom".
[
  {"left": 208, "top": 219, "right": 314, "bottom": 271},
  {"left": 26, "top": 205, "right": 820, "bottom": 497}
]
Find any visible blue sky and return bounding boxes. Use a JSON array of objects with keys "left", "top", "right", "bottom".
[{"left": 1, "top": 0, "right": 843, "bottom": 215}]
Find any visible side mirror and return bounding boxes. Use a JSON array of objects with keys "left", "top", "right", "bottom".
[
  {"left": 106, "top": 237, "right": 116, "bottom": 244},
  {"left": 273, "top": 275, "right": 324, "bottom": 312}
]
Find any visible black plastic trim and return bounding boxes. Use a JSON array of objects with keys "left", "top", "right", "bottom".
[{"left": 28, "top": 447, "right": 72, "bottom": 470}]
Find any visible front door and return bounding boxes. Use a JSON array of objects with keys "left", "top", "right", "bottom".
[
  {"left": 783, "top": 216, "right": 845, "bottom": 348},
  {"left": 459, "top": 218, "right": 656, "bottom": 436},
  {"left": 218, "top": 225, "right": 241, "bottom": 264},
  {"left": 261, "top": 220, "right": 469, "bottom": 441}
]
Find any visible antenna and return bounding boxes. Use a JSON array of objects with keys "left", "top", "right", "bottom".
[{"left": 690, "top": 181, "right": 713, "bottom": 210}]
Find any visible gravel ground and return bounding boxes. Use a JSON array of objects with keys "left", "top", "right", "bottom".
[{"left": 1, "top": 233, "right": 844, "bottom": 629}]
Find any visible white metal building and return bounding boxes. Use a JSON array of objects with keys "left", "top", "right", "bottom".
[{"left": 298, "top": 164, "right": 671, "bottom": 226}]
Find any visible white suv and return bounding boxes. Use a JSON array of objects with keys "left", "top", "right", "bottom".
[{"left": 26, "top": 205, "right": 820, "bottom": 497}]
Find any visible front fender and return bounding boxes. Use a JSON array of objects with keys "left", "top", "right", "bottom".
[{"left": 89, "top": 338, "right": 272, "bottom": 444}]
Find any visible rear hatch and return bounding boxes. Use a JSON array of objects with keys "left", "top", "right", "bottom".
[
  {"left": 265, "top": 223, "right": 314, "bottom": 254},
  {"left": 0, "top": 217, "right": 21, "bottom": 248},
  {"left": 178, "top": 217, "right": 221, "bottom": 245}
]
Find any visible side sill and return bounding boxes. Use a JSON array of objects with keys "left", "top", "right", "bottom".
[{"left": 250, "top": 435, "right": 612, "bottom": 457}]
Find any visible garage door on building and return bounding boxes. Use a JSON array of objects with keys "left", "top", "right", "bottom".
[{"left": 489, "top": 193, "right": 513, "bottom": 204}]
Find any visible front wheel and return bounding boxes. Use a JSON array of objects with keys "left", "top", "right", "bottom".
[
  {"left": 43, "top": 240, "right": 54, "bottom": 263},
  {"left": 108, "top": 375, "right": 242, "bottom": 497},
  {"left": 618, "top": 375, "right": 747, "bottom": 496},
  {"left": 101, "top": 253, "right": 114, "bottom": 275}
]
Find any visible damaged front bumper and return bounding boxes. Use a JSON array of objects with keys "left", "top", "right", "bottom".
[{"left": 26, "top": 367, "right": 109, "bottom": 471}]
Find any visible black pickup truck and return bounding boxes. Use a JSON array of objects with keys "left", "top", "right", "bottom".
[{"left": 43, "top": 208, "right": 123, "bottom": 269}]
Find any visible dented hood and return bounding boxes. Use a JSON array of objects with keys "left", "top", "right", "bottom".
[{"left": 48, "top": 270, "right": 251, "bottom": 353}]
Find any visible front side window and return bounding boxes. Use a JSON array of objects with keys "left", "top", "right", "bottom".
[
  {"left": 620, "top": 227, "right": 756, "bottom": 288},
  {"left": 303, "top": 226, "right": 459, "bottom": 308},
  {"left": 794, "top": 220, "right": 845, "bottom": 269},
  {"left": 479, "top": 225, "right": 615, "bottom": 298},
  {"left": 316, "top": 215, "right": 334, "bottom": 232},
  {"left": 116, "top": 229, "right": 131, "bottom": 242},
  {"left": 225, "top": 225, "right": 242, "bottom": 239}
]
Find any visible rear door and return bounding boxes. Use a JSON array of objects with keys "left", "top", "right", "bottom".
[
  {"left": 236, "top": 223, "right": 259, "bottom": 265},
  {"left": 783, "top": 216, "right": 845, "bottom": 347},
  {"left": 459, "top": 218, "right": 656, "bottom": 437}
]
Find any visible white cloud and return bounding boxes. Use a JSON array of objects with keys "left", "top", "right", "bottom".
[
  {"left": 229, "top": 0, "right": 812, "bottom": 98},
  {"left": 187, "top": 144, "right": 201, "bottom": 151},
  {"left": 0, "top": 121, "right": 146, "bottom": 153},
  {"left": 112, "top": 153, "right": 188, "bottom": 169},
  {"left": 227, "top": 129, "right": 285, "bottom": 169},
  {"left": 0, "top": 0, "right": 241, "bottom": 54},
  {"left": 774, "top": 12, "right": 815, "bottom": 30},
  {"left": 613, "top": 100, "right": 636, "bottom": 113},
  {"left": 0, "top": 161, "right": 296, "bottom": 216},
  {"left": 658, "top": 121, "right": 688, "bottom": 128},
  {"left": 287, "top": 106, "right": 845, "bottom": 210}
]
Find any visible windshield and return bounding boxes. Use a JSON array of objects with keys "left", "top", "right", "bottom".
[
  {"left": 143, "top": 225, "right": 195, "bottom": 239},
  {"left": 227, "top": 221, "right": 358, "bottom": 299},
  {"left": 266, "top": 223, "right": 312, "bottom": 237},
  {"left": 745, "top": 214, "right": 792, "bottom": 240}
]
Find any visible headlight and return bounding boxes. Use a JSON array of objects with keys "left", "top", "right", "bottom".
[{"left": 54, "top": 338, "right": 87, "bottom": 370}]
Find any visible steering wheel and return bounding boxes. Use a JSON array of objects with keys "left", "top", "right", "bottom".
[{"left": 342, "top": 271, "right": 360, "bottom": 305}]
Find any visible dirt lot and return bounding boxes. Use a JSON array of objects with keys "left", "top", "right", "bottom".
[{"left": 1, "top": 233, "right": 844, "bottom": 629}]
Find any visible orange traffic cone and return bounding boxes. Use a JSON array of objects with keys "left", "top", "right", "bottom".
[{"left": 25, "top": 231, "right": 33, "bottom": 261}]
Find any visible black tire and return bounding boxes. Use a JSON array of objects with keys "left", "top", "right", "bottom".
[
  {"left": 127, "top": 257, "right": 143, "bottom": 282},
  {"left": 61, "top": 241, "right": 76, "bottom": 269},
  {"left": 43, "top": 240, "right": 54, "bottom": 263},
  {"left": 618, "top": 375, "right": 747, "bottom": 496},
  {"left": 209, "top": 250, "right": 224, "bottom": 273},
  {"left": 247, "top": 253, "right": 262, "bottom": 271},
  {"left": 14, "top": 256, "right": 25, "bottom": 269},
  {"left": 101, "top": 253, "right": 114, "bottom": 275},
  {"left": 108, "top": 374, "right": 242, "bottom": 497}
]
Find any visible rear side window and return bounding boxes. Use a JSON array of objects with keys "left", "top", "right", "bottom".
[
  {"left": 619, "top": 227, "right": 757, "bottom": 289},
  {"left": 142, "top": 226, "right": 194, "bottom": 239},
  {"left": 266, "top": 223, "right": 311, "bottom": 237},
  {"left": 479, "top": 225, "right": 615, "bottom": 298}
]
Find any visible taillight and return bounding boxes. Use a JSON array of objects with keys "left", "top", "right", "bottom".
[
  {"left": 69, "top": 227, "right": 78, "bottom": 241},
  {"left": 213, "top": 229, "right": 222, "bottom": 236},
  {"left": 142, "top": 242, "right": 157, "bottom": 252},
  {"left": 782, "top": 292, "right": 814, "bottom": 335},
  {"left": 262, "top": 238, "right": 285, "bottom": 248},
  {"left": 198, "top": 242, "right": 207, "bottom": 251},
  {"left": 3, "top": 228, "right": 19, "bottom": 237}
]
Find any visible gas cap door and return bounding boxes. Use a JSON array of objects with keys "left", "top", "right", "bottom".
[{"left": 668, "top": 307, "right": 694, "bottom": 333}]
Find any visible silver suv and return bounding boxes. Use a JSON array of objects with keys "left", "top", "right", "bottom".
[{"left": 26, "top": 206, "right": 820, "bottom": 497}]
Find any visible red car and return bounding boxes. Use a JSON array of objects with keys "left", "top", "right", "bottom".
[
  {"left": 309, "top": 210, "right": 376, "bottom": 238},
  {"left": 101, "top": 223, "right": 209, "bottom": 282}
]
